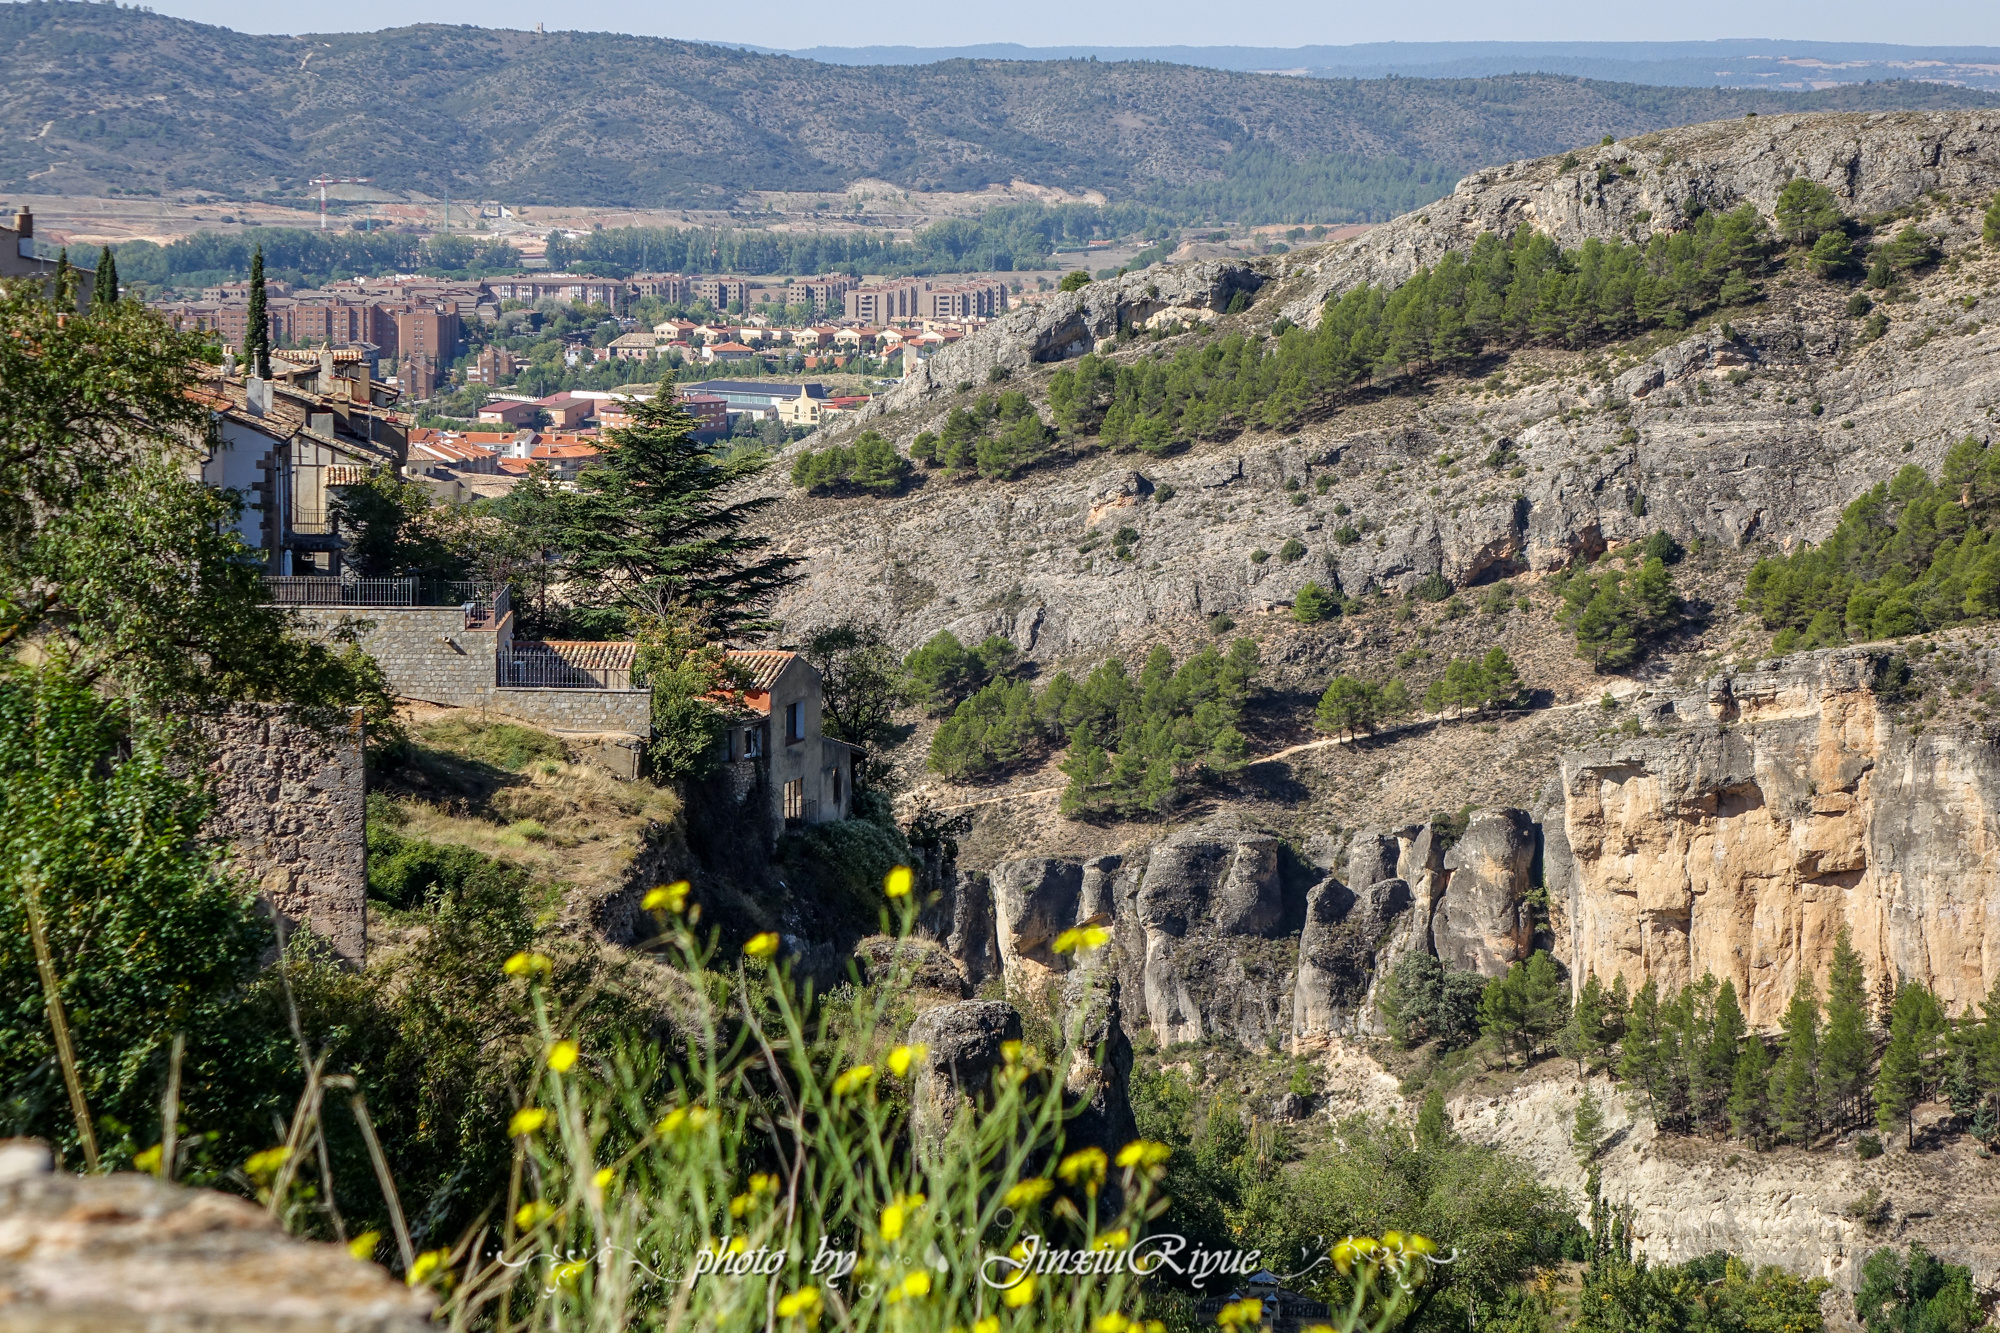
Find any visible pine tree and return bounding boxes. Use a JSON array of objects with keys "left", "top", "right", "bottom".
[
  {"left": 1702, "top": 979, "right": 1746, "bottom": 1133},
  {"left": 1875, "top": 984, "right": 1928, "bottom": 1146},
  {"left": 245, "top": 246, "right": 271, "bottom": 379},
  {"left": 1774, "top": 970, "right": 1821, "bottom": 1146},
  {"left": 1977, "top": 972, "right": 2000, "bottom": 1144},
  {"left": 92, "top": 245, "right": 119, "bottom": 312},
  {"left": 1620, "top": 977, "right": 1665, "bottom": 1113},
  {"left": 546, "top": 396, "right": 800, "bottom": 635},
  {"left": 1820, "top": 928, "right": 1872, "bottom": 1130},
  {"left": 1417, "top": 1085, "right": 1450, "bottom": 1147},
  {"left": 1562, "top": 973, "right": 1609, "bottom": 1075},
  {"left": 1729, "top": 1032, "right": 1774, "bottom": 1148},
  {"left": 1573, "top": 1085, "right": 1606, "bottom": 1165}
]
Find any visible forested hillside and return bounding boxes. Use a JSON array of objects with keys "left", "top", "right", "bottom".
[{"left": 3, "top": 2, "right": 1996, "bottom": 217}]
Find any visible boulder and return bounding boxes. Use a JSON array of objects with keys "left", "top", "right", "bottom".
[
  {"left": 1293, "top": 873, "right": 1413, "bottom": 1040},
  {"left": 0, "top": 1139, "right": 432, "bottom": 1332}
]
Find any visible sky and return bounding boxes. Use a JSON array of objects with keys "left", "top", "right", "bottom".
[{"left": 134, "top": 0, "right": 2000, "bottom": 49}]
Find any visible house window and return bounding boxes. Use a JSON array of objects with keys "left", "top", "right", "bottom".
[
  {"left": 744, "top": 727, "right": 762, "bottom": 757},
  {"left": 783, "top": 779, "right": 804, "bottom": 822},
  {"left": 786, "top": 701, "right": 805, "bottom": 743}
]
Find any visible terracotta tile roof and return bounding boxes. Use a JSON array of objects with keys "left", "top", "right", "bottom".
[
  {"left": 727, "top": 649, "right": 796, "bottom": 693},
  {"left": 513, "top": 640, "right": 637, "bottom": 671}
]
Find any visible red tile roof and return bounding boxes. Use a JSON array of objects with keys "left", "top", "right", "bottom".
[
  {"left": 727, "top": 649, "right": 796, "bottom": 694},
  {"left": 514, "top": 640, "right": 637, "bottom": 671}
]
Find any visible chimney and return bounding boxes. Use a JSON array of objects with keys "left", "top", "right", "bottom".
[
  {"left": 245, "top": 377, "right": 272, "bottom": 417},
  {"left": 320, "top": 348, "right": 336, "bottom": 387},
  {"left": 12, "top": 205, "right": 30, "bottom": 240}
]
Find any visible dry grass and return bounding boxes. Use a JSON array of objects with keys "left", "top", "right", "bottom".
[{"left": 379, "top": 708, "right": 679, "bottom": 898}]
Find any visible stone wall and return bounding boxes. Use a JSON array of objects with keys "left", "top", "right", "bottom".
[
  {"left": 484, "top": 687, "right": 655, "bottom": 739},
  {"left": 292, "top": 603, "right": 654, "bottom": 742},
  {"left": 295, "top": 604, "right": 504, "bottom": 708},
  {"left": 202, "top": 706, "right": 367, "bottom": 964}
]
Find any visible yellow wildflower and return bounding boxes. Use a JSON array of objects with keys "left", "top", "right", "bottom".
[
  {"left": 507, "top": 1107, "right": 548, "bottom": 1137},
  {"left": 642, "top": 880, "right": 691, "bottom": 913},
  {"left": 655, "top": 1104, "right": 713, "bottom": 1136},
  {"left": 1052, "top": 924, "right": 1113, "bottom": 955},
  {"left": 776, "top": 1286, "right": 823, "bottom": 1319},
  {"left": 132, "top": 1144, "right": 163, "bottom": 1175},
  {"left": 1000, "top": 1040, "right": 1024, "bottom": 1064},
  {"left": 347, "top": 1231, "right": 381, "bottom": 1262},
  {"left": 831, "top": 1064, "right": 876, "bottom": 1097},
  {"left": 900, "top": 1270, "right": 932, "bottom": 1298},
  {"left": 1001, "top": 1273, "right": 1037, "bottom": 1307},
  {"left": 502, "top": 951, "right": 552, "bottom": 977},
  {"left": 884, "top": 865, "right": 914, "bottom": 898},
  {"left": 731, "top": 1193, "right": 754, "bottom": 1218},
  {"left": 1057, "top": 1146, "right": 1108, "bottom": 1187},
  {"left": 887, "top": 1043, "right": 927, "bottom": 1077},
  {"left": 880, "top": 1202, "right": 906, "bottom": 1240},
  {"left": 1092, "top": 1229, "right": 1130, "bottom": 1251},
  {"left": 1216, "top": 1297, "right": 1264, "bottom": 1327},
  {"left": 1115, "top": 1139, "right": 1172, "bottom": 1169},
  {"left": 244, "top": 1145, "right": 291, "bottom": 1181},
  {"left": 1094, "top": 1315, "right": 1134, "bottom": 1333},
  {"left": 975, "top": 1320, "right": 1002, "bottom": 1333},
  {"left": 554, "top": 1259, "right": 588, "bottom": 1287},
  {"left": 515, "top": 1201, "right": 555, "bottom": 1229},
  {"left": 745, "top": 932, "right": 781, "bottom": 959},
  {"left": 1003, "top": 1177, "right": 1053, "bottom": 1208},
  {"left": 594, "top": 1166, "right": 615, "bottom": 1190},
  {"left": 547, "top": 1039, "right": 580, "bottom": 1073},
  {"left": 406, "top": 1249, "right": 450, "bottom": 1287}
]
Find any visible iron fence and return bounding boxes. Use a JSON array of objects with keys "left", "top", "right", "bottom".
[
  {"left": 502, "top": 652, "right": 631, "bottom": 690},
  {"left": 262, "top": 577, "right": 507, "bottom": 609}
]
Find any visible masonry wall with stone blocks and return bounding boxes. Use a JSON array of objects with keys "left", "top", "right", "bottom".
[
  {"left": 295, "top": 605, "right": 504, "bottom": 708},
  {"left": 201, "top": 706, "right": 367, "bottom": 964},
  {"left": 486, "top": 688, "right": 654, "bottom": 737}
]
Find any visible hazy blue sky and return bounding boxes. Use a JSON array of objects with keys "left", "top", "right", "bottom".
[{"left": 139, "top": 0, "right": 2000, "bottom": 49}]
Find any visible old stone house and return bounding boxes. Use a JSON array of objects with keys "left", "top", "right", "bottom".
[{"left": 719, "top": 650, "right": 858, "bottom": 828}]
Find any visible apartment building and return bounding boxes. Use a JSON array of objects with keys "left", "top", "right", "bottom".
[
  {"left": 484, "top": 274, "right": 623, "bottom": 310},
  {"left": 631, "top": 272, "right": 691, "bottom": 302},
  {"left": 692, "top": 276, "right": 751, "bottom": 310},
  {"left": 842, "top": 279, "right": 926, "bottom": 325},
  {"left": 784, "top": 275, "right": 855, "bottom": 315}
]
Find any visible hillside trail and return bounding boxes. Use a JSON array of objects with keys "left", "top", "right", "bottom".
[{"left": 915, "top": 680, "right": 1643, "bottom": 813}]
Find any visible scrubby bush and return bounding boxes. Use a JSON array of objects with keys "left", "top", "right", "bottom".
[{"left": 1376, "top": 953, "right": 1487, "bottom": 1049}]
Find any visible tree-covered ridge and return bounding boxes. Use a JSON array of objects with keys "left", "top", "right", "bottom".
[
  {"left": 1045, "top": 209, "right": 1774, "bottom": 455},
  {"left": 1747, "top": 438, "right": 2000, "bottom": 651}
]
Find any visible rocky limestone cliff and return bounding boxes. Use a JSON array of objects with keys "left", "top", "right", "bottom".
[
  {"left": 767, "top": 110, "right": 2000, "bottom": 666},
  {"left": 1559, "top": 648, "right": 2000, "bottom": 1028},
  {"left": 1271, "top": 110, "right": 2000, "bottom": 326}
]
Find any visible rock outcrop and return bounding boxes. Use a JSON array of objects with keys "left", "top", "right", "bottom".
[
  {"left": 0, "top": 1139, "right": 432, "bottom": 1332},
  {"left": 1559, "top": 648, "right": 2000, "bottom": 1027},
  {"left": 1433, "top": 809, "right": 1538, "bottom": 976},
  {"left": 1273, "top": 111, "right": 2000, "bottom": 327},
  {"left": 907, "top": 999, "right": 1024, "bottom": 1149}
]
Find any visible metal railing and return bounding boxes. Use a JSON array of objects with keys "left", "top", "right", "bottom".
[
  {"left": 262, "top": 576, "right": 508, "bottom": 609},
  {"left": 501, "top": 652, "right": 631, "bottom": 691}
]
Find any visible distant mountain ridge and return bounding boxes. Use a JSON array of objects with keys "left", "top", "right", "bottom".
[
  {"left": 3, "top": 5, "right": 1997, "bottom": 215},
  {"left": 758, "top": 39, "right": 2000, "bottom": 91}
]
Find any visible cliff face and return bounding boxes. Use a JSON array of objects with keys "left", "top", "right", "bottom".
[
  {"left": 1559, "top": 650, "right": 2000, "bottom": 1027},
  {"left": 773, "top": 110, "right": 2000, "bottom": 667}
]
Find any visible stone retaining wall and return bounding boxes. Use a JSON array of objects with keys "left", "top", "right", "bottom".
[{"left": 485, "top": 688, "right": 655, "bottom": 739}]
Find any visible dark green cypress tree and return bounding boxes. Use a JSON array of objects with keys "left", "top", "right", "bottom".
[
  {"left": 92, "top": 245, "right": 119, "bottom": 311},
  {"left": 52, "top": 248, "right": 75, "bottom": 311},
  {"left": 245, "top": 246, "right": 271, "bottom": 379}
]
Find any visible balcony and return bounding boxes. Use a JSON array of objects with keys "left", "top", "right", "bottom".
[{"left": 263, "top": 576, "right": 509, "bottom": 616}]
